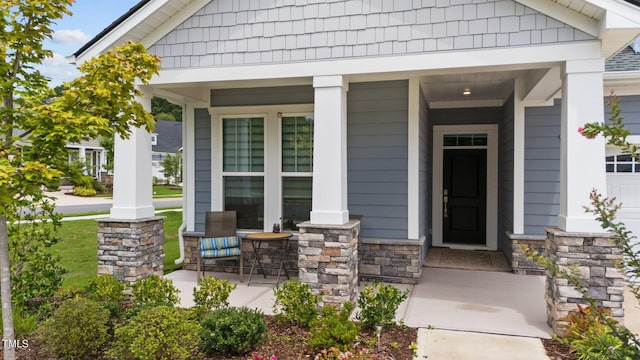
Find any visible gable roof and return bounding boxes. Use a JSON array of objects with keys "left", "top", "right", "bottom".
[
  {"left": 152, "top": 120, "right": 182, "bottom": 153},
  {"left": 71, "top": 0, "right": 640, "bottom": 65},
  {"left": 606, "top": 45, "right": 640, "bottom": 71}
]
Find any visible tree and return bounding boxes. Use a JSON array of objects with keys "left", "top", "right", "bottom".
[
  {"left": 160, "top": 150, "right": 182, "bottom": 185},
  {"left": 152, "top": 97, "right": 182, "bottom": 121},
  {"left": 0, "top": 1, "right": 160, "bottom": 358}
]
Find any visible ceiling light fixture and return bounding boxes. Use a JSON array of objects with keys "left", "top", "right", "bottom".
[{"left": 462, "top": 88, "right": 471, "bottom": 95}]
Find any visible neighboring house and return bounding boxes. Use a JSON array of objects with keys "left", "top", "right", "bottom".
[
  {"left": 601, "top": 38, "right": 640, "bottom": 240},
  {"left": 151, "top": 120, "right": 183, "bottom": 181},
  {"left": 72, "top": 0, "right": 640, "bottom": 287},
  {"left": 66, "top": 139, "right": 107, "bottom": 182}
]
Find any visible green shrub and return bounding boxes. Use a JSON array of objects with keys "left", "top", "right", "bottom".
[
  {"left": 0, "top": 306, "right": 39, "bottom": 338},
  {"left": 9, "top": 203, "right": 66, "bottom": 314},
  {"left": 73, "top": 186, "right": 96, "bottom": 197},
  {"left": 40, "top": 298, "right": 110, "bottom": 360},
  {"left": 571, "top": 327, "right": 636, "bottom": 360},
  {"left": 109, "top": 306, "right": 199, "bottom": 360},
  {"left": 273, "top": 280, "right": 319, "bottom": 327},
  {"left": 199, "top": 306, "right": 267, "bottom": 355},
  {"left": 131, "top": 274, "right": 179, "bottom": 307},
  {"left": 356, "top": 281, "right": 409, "bottom": 329},
  {"left": 193, "top": 276, "right": 236, "bottom": 316},
  {"left": 308, "top": 302, "right": 360, "bottom": 353},
  {"left": 85, "top": 275, "right": 126, "bottom": 317}
]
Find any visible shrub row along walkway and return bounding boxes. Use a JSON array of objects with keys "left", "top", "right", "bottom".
[{"left": 167, "top": 268, "right": 553, "bottom": 359}]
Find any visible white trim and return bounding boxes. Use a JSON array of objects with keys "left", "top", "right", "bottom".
[
  {"left": 515, "top": 0, "right": 600, "bottom": 37},
  {"left": 513, "top": 78, "right": 525, "bottom": 234},
  {"left": 151, "top": 42, "right": 603, "bottom": 86},
  {"left": 209, "top": 105, "right": 314, "bottom": 231},
  {"left": 184, "top": 104, "right": 196, "bottom": 231},
  {"left": 432, "top": 124, "right": 499, "bottom": 251},
  {"left": 429, "top": 99, "right": 506, "bottom": 109},
  {"left": 408, "top": 77, "right": 420, "bottom": 240},
  {"left": 73, "top": 0, "right": 211, "bottom": 64}
]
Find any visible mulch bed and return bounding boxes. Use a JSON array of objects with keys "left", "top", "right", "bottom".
[
  {"left": 10, "top": 316, "right": 418, "bottom": 360},
  {"left": 542, "top": 338, "right": 577, "bottom": 360}
]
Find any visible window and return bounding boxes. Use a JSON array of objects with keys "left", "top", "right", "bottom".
[
  {"left": 151, "top": 134, "right": 158, "bottom": 146},
  {"left": 222, "top": 117, "right": 265, "bottom": 229},
  {"left": 443, "top": 134, "right": 487, "bottom": 147},
  {"left": 606, "top": 154, "right": 640, "bottom": 173},
  {"left": 281, "top": 116, "right": 313, "bottom": 230}
]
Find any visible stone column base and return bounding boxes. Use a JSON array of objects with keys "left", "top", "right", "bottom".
[
  {"left": 297, "top": 220, "right": 360, "bottom": 307},
  {"left": 97, "top": 217, "right": 165, "bottom": 284},
  {"left": 545, "top": 227, "right": 624, "bottom": 334}
]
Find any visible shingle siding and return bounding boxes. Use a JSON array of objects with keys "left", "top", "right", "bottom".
[{"left": 149, "top": 0, "right": 594, "bottom": 69}]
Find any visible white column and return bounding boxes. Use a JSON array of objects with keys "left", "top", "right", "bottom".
[
  {"left": 310, "top": 75, "right": 349, "bottom": 225},
  {"left": 558, "top": 59, "right": 606, "bottom": 233},
  {"left": 78, "top": 146, "right": 86, "bottom": 174},
  {"left": 407, "top": 77, "right": 420, "bottom": 239},
  {"left": 110, "top": 93, "right": 155, "bottom": 220}
]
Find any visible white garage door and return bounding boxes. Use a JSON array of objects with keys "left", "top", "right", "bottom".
[{"left": 606, "top": 153, "right": 640, "bottom": 240}]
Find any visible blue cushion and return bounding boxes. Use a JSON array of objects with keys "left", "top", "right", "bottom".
[
  {"left": 201, "top": 247, "right": 241, "bottom": 258},
  {"left": 200, "top": 236, "right": 241, "bottom": 258}
]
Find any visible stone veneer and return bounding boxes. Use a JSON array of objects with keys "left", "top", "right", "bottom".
[
  {"left": 182, "top": 232, "right": 298, "bottom": 276},
  {"left": 545, "top": 227, "right": 624, "bottom": 334},
  {"left": 297, "top": 220, "right": 360, "bottom": 307},
  {"left": 359, "top": 238, "right": 424, "bottom": 284},
  {"left": 509, "top": 233, "right": 547, "bottom": 275},
  {"left": 97, "top": 217, "right": 165, "bottom": 284}
]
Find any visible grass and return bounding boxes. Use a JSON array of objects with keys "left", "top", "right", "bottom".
[
  {"left": 51, "top": 211, "right": 183, "bottom": 289},
  {"left": 92, "top": 184, "right": 182, "bottom": 199},
  {"left": 152, "top": 184, "right": 182, "bottom": 197}
]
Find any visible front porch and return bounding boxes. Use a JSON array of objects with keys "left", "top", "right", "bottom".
[{"left": 166, "top": 266, "right": 552, "bottom": 338}]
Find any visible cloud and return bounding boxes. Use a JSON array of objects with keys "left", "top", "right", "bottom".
[
  {"left": 52, "top": 29, "right": 90, "bottom": 45},
  {"left": 38, "top": 53, "right": 80, "bottom": 87}
]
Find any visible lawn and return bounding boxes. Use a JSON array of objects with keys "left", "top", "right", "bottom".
[
  {"left": 152, "top": 184, "right": 182, "bottom": 197},
  {"left": 51, "top": 211, "right": 183, "bottom": 289}
]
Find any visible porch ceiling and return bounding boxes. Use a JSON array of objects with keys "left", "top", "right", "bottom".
[{"left": 420, "top": 68, "right": 558, "bottom": 109}]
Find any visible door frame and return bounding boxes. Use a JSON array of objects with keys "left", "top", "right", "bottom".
[{"left": 432, "top": 124, "right": 498, "bottom": 250}]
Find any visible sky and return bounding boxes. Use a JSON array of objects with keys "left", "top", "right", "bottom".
[{"left": 41, "top": 0, "right": 141, "bottom": 87}]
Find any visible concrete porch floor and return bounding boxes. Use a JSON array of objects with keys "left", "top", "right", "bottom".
[
  {"left": 165, "top": 268, "right": 640, "bottom": 359},
  {"left": 166, "top": 267, "right": 550, "bottom": 337}
]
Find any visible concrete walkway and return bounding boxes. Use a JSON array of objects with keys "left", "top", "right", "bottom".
[{"left": 167, "top": 268, "right": 555, "bottom": 359}]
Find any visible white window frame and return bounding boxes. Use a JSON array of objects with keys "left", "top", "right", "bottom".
[
  {"left": 210, "top": 104, "right": 314, "bottom": 232},
  {"left": 280, "top": 113, "right": 314, "bottom": 230}
]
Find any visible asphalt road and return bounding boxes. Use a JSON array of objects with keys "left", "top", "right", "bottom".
[{"left": 54, "top": 198, "right": 183, "bottom": 215}]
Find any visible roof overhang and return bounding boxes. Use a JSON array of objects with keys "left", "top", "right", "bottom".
[
  {"left": 73, "top": 0, "right": 640, "bottom": 66},
  {"left": 517, "top": 0, "right": 640, "bottom": 58}
]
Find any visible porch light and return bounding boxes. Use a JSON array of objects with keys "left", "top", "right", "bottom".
[{"left": 462, "top": 88, "right": 471, "bottom": 95}]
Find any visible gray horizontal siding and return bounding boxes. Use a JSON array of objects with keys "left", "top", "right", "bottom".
[
  {"left": 348, "top": 80, "right": 408, "bottom": 239},
  {"left": 430, "top": 107, "right": 502, "bottom": 125},
  {"left": 211, "top": 85, "right": 313, "bottom": 107},
  {"left": 194, "top": 108, "right": 212, "bottom": 232},
  {"left": 149, "top": 0, "right": 594, "bottom": 70},
  {"left": 609, "top": 95, "right": 640, "bottom": 134},
  {"left": 523, "top": 100, "right": 561, "bottom": 235}
]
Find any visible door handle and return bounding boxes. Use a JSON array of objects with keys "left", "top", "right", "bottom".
[{"left": 443, "top": 189, "right": 449, "bottom": 218}]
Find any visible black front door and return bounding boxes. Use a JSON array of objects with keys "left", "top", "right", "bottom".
[{"left": 442, "top": 149, "right": 487, "bottom": 245}]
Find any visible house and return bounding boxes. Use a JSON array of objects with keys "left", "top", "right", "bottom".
[
  {"left": 66, "top": 139, "right": 107, "bottom": 182},
  {"left": 74, "top": 0, "right": 640, "bottom": 331},
  {"left": 151, "top": 120, "right": 183, "bottom": 182}
]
